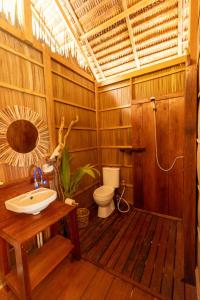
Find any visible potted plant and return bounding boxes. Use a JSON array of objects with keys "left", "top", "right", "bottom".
[{"left": 60, "top": 147, "right": 99, "bottom": 227}]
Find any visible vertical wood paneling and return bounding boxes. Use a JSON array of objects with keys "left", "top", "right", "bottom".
[
  {"left": 168, "top": 98, "right": 184, "bottom": 218},
  {"left": 155, "top": 100, "right": 169, "bottom": 214},
  {"left": 98, "top": 81, "right": 133, "bottom": 203},
  {"left": 52, "top": 59, "right": 97, "bottom": 208},
  {"left": 0, "top": 29, "right": 46, "bottom": 182},
  {"left": 142, "top": 102, "right": 156, "bottom": 212}
]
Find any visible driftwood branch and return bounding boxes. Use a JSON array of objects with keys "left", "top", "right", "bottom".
[{"left": 63, "top": 115, "right": 79, "bottom": 149}]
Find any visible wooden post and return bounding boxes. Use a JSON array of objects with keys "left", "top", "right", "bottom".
[
  {"left": 183, "top": 65, "right": 197, "bottom": 284},
  {"left": 15, "top": 244, "right": 31, "bottom": 300},
  {"left": 67, "top": 208, "right": 81, "bottom": 260},
  {"left": 23, "top": 0, "right": 33, "bottom": 44},
  {"left": 43, "top": 46, "right": 56, "bottom": 152},
  {"left": 183, "top": 0, "right": 198, "bottom": 284}
]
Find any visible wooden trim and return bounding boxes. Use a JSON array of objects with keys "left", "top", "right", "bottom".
[
  {"left": 50, "top": 54, "right": 94, "bottom": 83},
  {"left": 102, "top": 163, "right": 133, "bottom": 168},
  {"left": 195, "top": 268, "right": 200, "bottom": 300},
  {"left": 132, "top": 93, "right": 184, "bottom": 104},
  {"left": 134, "top": 208, "right": 182, "bottom": 222},
  {"left": 51, "top": 69, "right": 95, "bottom": 92},
  {"left": 100, "top": 146, "right": 132, "bottom": 149},
  {"left": 0, "top": 81, "right": 46, "bottom": 98},
  {"left": 99, "top": 104, "right": 131, "bottom": 112},
  {"left": 98, "top": 56, "right": 188, "bottom": 86},
  {"left": 132, "top": 67, "right": 186, "bottom": 86},
  {"left": 95, "top": 82, "right": 101, "bottom": 172},
  {"left": 0, "top": 43, "right": 44, "bottom": 67},
  {"left": 0, "top": 19, "right": 27, "bottom": 44},
  {"left": 99, "top": 126, "right": 132, "bottom": 130},
  {"left": 43, "top": 46, "right": 56, "bottom": 151},
  {"left": 189, "top": 0, "right": 199, "bottom": 63},
  {"left": 23, "top": 0, "right": 33, "bottom": 43},
  {"left": 98, "top": 81, "right": 130, "bottom": 93},
  {"left": 183, "top": 65, "right": 197, "bottom": 284},
  {"left": 54, "top": 98, "right": 96, "bottom": 112},
  {"left": 55, "top": 126, "right": 97, "bottom": 131},
  {"left": 69, "top": 147, "right": 97, "bottom": 153},
  {"left": 74, "top": 180, "right": 99, "bottom": 197}
]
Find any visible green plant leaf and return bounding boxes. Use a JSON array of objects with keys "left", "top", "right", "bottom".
[
  {"left": 60, "top": 147, "right": 71, "bottom": 195},
  {"left": 60, "top": 148, "right": 100, "bottom": 197}
]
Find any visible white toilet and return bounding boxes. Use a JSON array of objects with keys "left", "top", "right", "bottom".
[{"left": 93, "top": 167, "right": 120, "bottom": 218}]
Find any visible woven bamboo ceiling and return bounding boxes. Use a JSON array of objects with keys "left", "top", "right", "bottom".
[{"left": 31, "top": 0, "right": 189, "bottom": 82}]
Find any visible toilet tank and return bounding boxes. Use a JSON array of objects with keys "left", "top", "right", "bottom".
[{"left": 103, "top": 167, "right": 120, "bottom": 188}]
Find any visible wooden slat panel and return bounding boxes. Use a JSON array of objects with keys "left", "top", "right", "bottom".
[
  {"left": 155, "top": 100, "right": 169, "bottom": 214},
  {"left": 168, "top": 97, "right": 184, "bottom": 218},
  {"left": 142, "top": 102, "right": 156, "bottom": 211}
]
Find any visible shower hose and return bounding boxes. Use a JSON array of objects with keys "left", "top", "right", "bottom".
[
  {"left": 117, "top": 183, "right": 130, "bottom": 213},
  {"left": 152, "top": 97, "right": 184, "bottom": 172}
]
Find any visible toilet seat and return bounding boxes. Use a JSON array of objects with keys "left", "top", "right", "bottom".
[{"left": 93, "top": 185, "right": 114, "bottom": 198}]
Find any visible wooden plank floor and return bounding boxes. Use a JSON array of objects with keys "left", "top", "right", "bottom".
[
  {"left": 0, "top": 257, "right": 168, "bottom": 300},
  {"left": 80, "top": 207, "right": 197, "bottom": 300}
]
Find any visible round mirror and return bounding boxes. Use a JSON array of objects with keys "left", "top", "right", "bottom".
[
  {"left": 7, "top": 120, "right": 38, "bottom": 153},
  {"left": 0, "top": 105, "right": 49, "bottom": 167}
]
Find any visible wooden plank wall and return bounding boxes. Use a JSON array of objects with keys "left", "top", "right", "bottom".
[
  {"left": 0, "top": 28, "right": 98, "bottom": 208},
  {"left": 97, "top": 65, "right": 186, "bottom": 218},
  {"left": 132, "top": 66, "right": 185, "bottom": 218},
  {"left": 0, "top": 29, "right": 46, "bottom": 182},
  {"left": 196, "top": 0, "right": 200, "bottom": 292},
  {"left": 51, "top": 59, "right": 98, "bottom": 207},
  {"left": 98, "top": 80, "right": 133, "bottom": 203}
]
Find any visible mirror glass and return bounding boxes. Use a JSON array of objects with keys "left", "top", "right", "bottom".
[{"left": 7, "top": 120, "right": 38, "bottom": 153}]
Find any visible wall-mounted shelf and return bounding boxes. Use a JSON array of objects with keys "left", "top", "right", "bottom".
[{"left": 119, "top": 147, "right": 146, "bottom": 154}]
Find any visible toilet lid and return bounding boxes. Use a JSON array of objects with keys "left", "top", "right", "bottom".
[{"left": 94, "top": 185, "right": 114, "bottom": 196}]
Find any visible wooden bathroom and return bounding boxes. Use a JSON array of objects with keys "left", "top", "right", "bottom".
[{"left": 0, "top": 0, "right": 199, "bottom": 299}]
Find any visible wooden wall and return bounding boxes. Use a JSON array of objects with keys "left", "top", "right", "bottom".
[
  {"left": 98, "top": 64, "right": 186, "bottom": 218},
  {"left": 51, "top": 59, "right": 98, "bottom": 207},
  {"left": 196, "top": 0, "right": 200, "bottom": 291},
  {"left": 132, "top": 66, "right": 185, "bottom": 218},
  {"left": 98, "top": 80, "right": 133, "bottom": 202},
  {"left": 0, "top": 29, "right": 46, "bottom": 182},
  {"left": 0, "top": 27, "right": 98, "bottom": 208}
]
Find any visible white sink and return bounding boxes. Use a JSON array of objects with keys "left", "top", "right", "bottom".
[{"left": 5, "top": 188, "right": 57, "bottom": 215}]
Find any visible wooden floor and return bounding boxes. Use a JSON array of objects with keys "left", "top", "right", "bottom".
[
  {"left": 0, "top": 257, "right": 171, "bottom": 300},
  {"left": 0, "top": 207, "right": 197, "bottom": 300},
  {"left": 80, "top": 207, "right": 197, "bottom": 300}
]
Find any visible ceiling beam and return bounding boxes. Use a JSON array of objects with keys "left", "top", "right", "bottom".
[
  {"left": 177, "top": 0, "right": 183, "bottom": 56},
  {"left": 81, "top": 0, "right": 153, "bottom": 40},
  {"left": 57, "top": 0, "right": 105, "bottom": 81},
  {"left": 54, "top": 0, "right": 100, "bottom": 81},
  {"left": 121, "top": 0, "right": 140, "bottom": 69}
]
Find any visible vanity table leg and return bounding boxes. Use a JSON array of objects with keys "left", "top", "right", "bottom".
[
  {"left": 15, "top": 244, "right": 31, "bottom": 300},
  {"left": 0, "top": 237, "right": 10, "bottom": 290},
  {"left": 68, "top": 209, "right": 81, "bottom": 260}
]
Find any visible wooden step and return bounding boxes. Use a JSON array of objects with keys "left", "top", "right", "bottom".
[{"left": 5, "top": 235, "right": 74, "bottom": 296}]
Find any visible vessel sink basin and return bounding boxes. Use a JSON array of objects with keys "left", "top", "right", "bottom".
[{"left": 5, "top": 188, "right": 57, "bottom": 215}]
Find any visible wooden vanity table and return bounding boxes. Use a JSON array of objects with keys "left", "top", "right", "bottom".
[{"left": 0, "top": 180, "right": 81, "bottom": 300}]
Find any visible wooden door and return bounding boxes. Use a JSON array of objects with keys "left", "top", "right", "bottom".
[{"left": 132, "top": 96, "right": 184, "bottom": 218}]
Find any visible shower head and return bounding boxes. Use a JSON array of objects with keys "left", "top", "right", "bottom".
[{"left": 150, "top": 97, "right": 156, "bottom": 111}]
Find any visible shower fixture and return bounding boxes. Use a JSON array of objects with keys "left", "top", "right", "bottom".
[{"left": 151, "top": 96, "right": 184, "bottom": 172}]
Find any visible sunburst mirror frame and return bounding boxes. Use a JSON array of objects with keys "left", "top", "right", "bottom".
[{"left": 0, "top": 105, "right": 49, "bottom": 167}]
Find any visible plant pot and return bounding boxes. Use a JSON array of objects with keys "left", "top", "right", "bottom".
[{"left": 77, "top": 208, "right": 89, "bottom": 229}]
